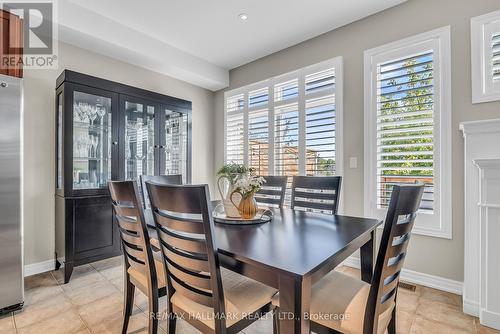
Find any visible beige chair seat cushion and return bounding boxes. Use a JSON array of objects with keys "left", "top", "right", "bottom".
[
  {"left": 127, "top": 251, "right": 166, "bottom": 293},
  {"left": 171, "top": 268, "right": 277, "bottom": 329},
  {"left": 272, "top": 271, "right": 394, "bottom": 334}
]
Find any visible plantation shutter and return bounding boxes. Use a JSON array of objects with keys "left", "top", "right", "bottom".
[
  {"left": 305, "top": 68, "right": 337, "bottom": 176},
  {"left": 492, "top": 32, "right": 500, "bottom": 82},
  {"left": 248, "top": 87, "right": 269, "bottom": 175},
  {"left": 225, "top": 94, "right": 245, "bottom": 164},
  {"left": 376, "top": 51, "right": 435, "bottom": 212},
  {"left": 274, "top": 78, "right": 299, "bottom": 180}
]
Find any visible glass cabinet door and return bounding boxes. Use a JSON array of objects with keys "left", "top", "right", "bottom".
[
  {"left": 56, "top": 93, "right": 63, "bottom": 190},
  {"left": 72, "top": 91, "right": 112, "bottom": 190},
  {"left": 124, "top": 100, "right": 156, "bottom": 181},
  {"left": 162, "top": 109, "right": 188, "bottom": 182}
]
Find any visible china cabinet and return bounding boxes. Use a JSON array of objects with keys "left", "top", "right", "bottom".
[{"left": 55, "top": 70, "right": 191, "bottom": 282}]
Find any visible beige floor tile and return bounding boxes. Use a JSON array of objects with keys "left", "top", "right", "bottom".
[
  {"left": 64, "top": 280, "right": 120, "bottom": 307},
  {"left": 0, "top": 313, "right": 16, "bottom": 334},
  {"left": 53, "top": 265, "right": 106, "bottom": 292},
  {"left": 410, "top": 317, "right": 473, "bottom": 334},
  {"left": 397, "top": 310, "right": 415, "bottom": 334},
  {"left": 416, "top": 298, "right": 475, "bottom": 332},
  {"left": 397, "top": 288, "right": 420, "bottom": 314},
  {"left": 24, "top": 281, "right": 65, "bottom": 305},
  {"left": 96, "top": 265, "right": 124, "bottom": 281},
  {"left": 110, "top": 276, "right": 125, "bottom": 293},
  {"left": 77, "top": 292, "right": 142, "bottom": 327},
  {"left": 87, "top": 310, "right": 149, "bottom": 334},
  {"left": 14, "top": 293, "right": 74, "bottom": 328},
  {"left": 89, "top": 256, "right": 123, "bottom": 272},
  {"left": 476, "top": 319, "right": 500, "bottom": 334},
  {"left": 419, "top": 286, "right": 462, "bottom": 307},
  {"left": 77, "top": 292, "right": 124, "bottom": 327},
  {"left": 24, "top": 271, "right": 58, "bottom": 290},
  {"left": 242, "top": 317, "right": 274, "bottom": 333},
  {"left": 17, "top": 309, "right": 87, "bottom": 334},
  {"left": 159, "top": 317, "right": 202, "bottom": 334}
]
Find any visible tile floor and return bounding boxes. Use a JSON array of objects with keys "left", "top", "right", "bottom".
[{"left": 0, "top": 256, "right": 498, "bottom": 334}]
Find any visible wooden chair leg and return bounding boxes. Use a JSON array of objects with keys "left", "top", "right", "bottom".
[
  {"left": 273, "top": 307, "right": 279, "bottom": 334},
  {"left": 387, "top": 307, "right": 397, "bottom": 334},
  {"left": 122, "top": 276, "right": 135, "bottom": 334},
  {"left": 168, "top": 314, "right": 177, "bottom": 334},
  {"left": 148, "top": 290, "right": 159, "bottom": 334}
]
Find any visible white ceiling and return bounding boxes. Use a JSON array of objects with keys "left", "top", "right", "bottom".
[{"left": 58, "top": 0, "right": 406, "bottom": 90}]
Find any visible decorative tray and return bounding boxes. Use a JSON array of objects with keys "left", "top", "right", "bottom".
[{"left": 213, "top": 208, "right": 273, "bottom": 225}]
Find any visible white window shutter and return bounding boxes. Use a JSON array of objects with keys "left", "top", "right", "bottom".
[
  {"left": 376, "top": 51, "right": 434, "bottom": 212},
  {"left": 471, "top": 10, "right": 500, "bottom": 103}
]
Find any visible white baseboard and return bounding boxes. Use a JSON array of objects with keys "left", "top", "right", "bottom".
[
  {"left": 342, "top": 256, "right": 463, "bottom": 295},
  {"left": 463, "top": 298, "right": 480, "bottom": 317},
  {"left": 24, "top": 259, "right": 56, "bottom": 277},
  {"left": 481, "top": 309, "right": 500, "bottom": 330}
]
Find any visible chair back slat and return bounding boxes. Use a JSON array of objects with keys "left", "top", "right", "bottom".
[
  {"left": 162, "top": 242, "right": 210, "bottom": 273},
  {"left": 170, "top": 275, "right": 214, "bottom": 308},
  {"left": 364, "top": 184, "right": 424, "bottom": 334},
  {"left": 291, "top": 176, "right": 342, "bottom": 214},
  {"left": 291, "top": 200, "right": 333, "bottom": 212},
  {"left": 109, "top": 181, "right": 158, "bottom": 291},
  {"left": 165, "top": 258, "right": 212, "bottom": 290},
  {"left": 154, "top": 211, "right": 205, "bottom": 234},
  {"left": 146, "top": 182, "right": 227, "bottom": 330},
  {"left": 140, "top": 174, "right": 183, "bottom": 209},
  {"left": 116, "top": 216, "right": 142, "bottom": 234},
  {"left": 254, "top": 176, "right": 288, "bottom": 208},
  {"left": 157, "top": 225, "right": 208, "bottom": 254},
  {"left": 147, "top": 184, "right": 203, "bottom": 214}
]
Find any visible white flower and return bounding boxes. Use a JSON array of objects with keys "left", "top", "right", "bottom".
[{"left": 233, "top": 173, "right": 266, "bottom": 197}]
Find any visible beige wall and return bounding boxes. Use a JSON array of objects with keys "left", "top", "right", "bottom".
[
  {"left": 23, "top": 42, "right": 215, "bottom": 266},
  {"left": 215, "top": 0, "right": 500, "bottom": 281}
]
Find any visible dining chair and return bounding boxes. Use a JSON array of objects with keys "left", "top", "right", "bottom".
[
  {"left": 140, "top": 174, "right": 183, "bottom": 209},
  {"left": 108, "top": 181, "right": 167, "bottom": 334},
  {"left": 145, "top": 182, "right": 278, "bottom": 334},
  {"left": 272, "top": 183, "right": 424, "bottom": 334},
  {"left": 254, "top": 175, "right": 288, "bottom": 208},
  {"left": 291, "top": 175, "right": 342, "bottom": 214}
]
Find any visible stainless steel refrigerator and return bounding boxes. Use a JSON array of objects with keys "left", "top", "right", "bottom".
[{"left": 0, "top": 74, "right": 24, "bottom": 313}]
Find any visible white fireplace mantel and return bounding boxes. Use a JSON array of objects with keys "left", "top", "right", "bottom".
[{"left": 461, "top": 119, "right": 500, "bottom": 330}]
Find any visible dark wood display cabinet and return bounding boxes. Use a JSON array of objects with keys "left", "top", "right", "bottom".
[{"left": 55, "top": 70, "right": 192, "bottom": 283}]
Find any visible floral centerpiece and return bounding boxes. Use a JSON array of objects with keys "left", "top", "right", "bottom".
[{"left": 217, "top": 164, "right": 265, "bottom": 219}]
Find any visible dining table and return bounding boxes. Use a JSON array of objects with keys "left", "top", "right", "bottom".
[{"left": 147, "top": 202, "right": 382, "bottom": 334}]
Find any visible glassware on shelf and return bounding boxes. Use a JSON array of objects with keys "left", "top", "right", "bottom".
[{"left": 72, "top": 91, "right": 112, "bottom": 190}]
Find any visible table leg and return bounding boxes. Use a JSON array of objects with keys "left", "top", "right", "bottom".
[
  {"left": 360, "top": 229, "right": 376, "bottom": 283},
  {"left": 278, "top": 275, "right": 311, "bottom": 334}
]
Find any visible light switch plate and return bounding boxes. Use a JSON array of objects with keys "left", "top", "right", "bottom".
[{"left": 349, "top": 157, "right": 358, "bottom": 169}]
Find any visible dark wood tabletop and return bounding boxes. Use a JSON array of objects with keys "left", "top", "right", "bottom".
[
  {"left": 147, "top": 203, "right": 382, "bottom": 334},
  {"left": 213, "top": 208, "right": 380, "bottom": 277}
]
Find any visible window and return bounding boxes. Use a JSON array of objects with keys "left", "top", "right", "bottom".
[
  {"left": 471, "top": 10, "right": 500, "bottom": 103},
  {"left": 224, "top": 57, "right": 343, "bottom": 195},
  {"left": 364, "top": 27, "right": 451, "bottom": 238}
]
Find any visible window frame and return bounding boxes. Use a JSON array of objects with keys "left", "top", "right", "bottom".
[
  {"left": 363, "top": 26, "right": 452, "bottom": 239},
  {"left": 471, "top": 10, "right": 500, "bottom": 104},
  {"left": 223, "top": 56, "right": 344, "bottom": 196}
]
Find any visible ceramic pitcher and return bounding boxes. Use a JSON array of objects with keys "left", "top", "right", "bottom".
[
  {"left": 217, "top": 176, "right": 241, "bottom": 218},
  {"left": 230, "top": 191, "right": 258, "bottom": 220}
]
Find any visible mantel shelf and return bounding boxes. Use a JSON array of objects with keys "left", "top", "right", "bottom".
[{"left": 460, "top": 119, "right": 500, "bottom": 135}]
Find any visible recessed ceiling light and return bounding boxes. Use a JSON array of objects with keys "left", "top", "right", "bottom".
[{"left": 238, "top": 13, "right": 248, "bottom": 21}]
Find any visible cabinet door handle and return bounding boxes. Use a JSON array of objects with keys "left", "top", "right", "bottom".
[
  {"left": 160, "top": 145, "right": 165, "bottom": 149},
  {"left": 154, "top": 145, "right": 159, "bottom": 148},
  {"left": 112, "top": 141, "right": 118, "bottom": 145}
]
